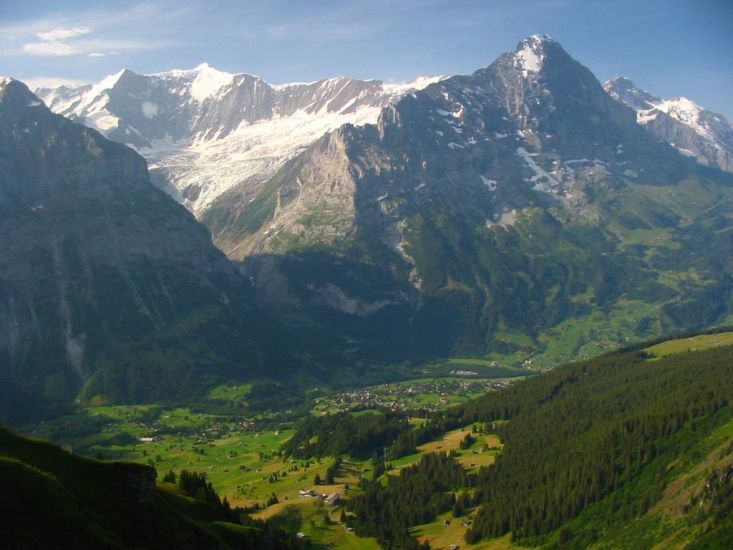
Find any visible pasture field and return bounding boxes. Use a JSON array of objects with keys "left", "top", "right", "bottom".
[
  {"left": 645, "top": 331, "right": 733, "bottom": 359},
  {"left": 388, "top": 428, "right": 503, "bottom": 474}
]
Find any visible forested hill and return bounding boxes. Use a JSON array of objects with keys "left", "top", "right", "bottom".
[
  {"left": 310, "top": 336, "right": 733, "bottom": 548},
  {"left": 455, "top": 340, "right": 733, "bottom": 547},
  {"left": 0, "top": 426, "right": 301, "bottom": 549}
]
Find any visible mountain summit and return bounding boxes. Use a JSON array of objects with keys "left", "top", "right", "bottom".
[
  {"left": 604, "top": 76, "right": 733, "bottom": 171},
  {"left": 219, "top": 36, "right": 732, "bottom": 360}
]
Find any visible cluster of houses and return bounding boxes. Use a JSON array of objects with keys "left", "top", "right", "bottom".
[
  {"left": 315, "top": 379, "right": 507, "bottom": 414},
  {"left": 135, "top": 416, "right": 258, "bottom": 446},
  {"left": 298, "top": 488, "right": 341, "bottom": 505}
]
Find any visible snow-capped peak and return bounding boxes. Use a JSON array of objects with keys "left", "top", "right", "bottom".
[
  {"left": 656, "top": 96, "right": 703, "bottom": 118},
  {"left": 603, "top": 76, "right": 660, "bottom": 112},
  {"left": 88, "top": 69, "right": 127, "bottom": 98},
  {"left": 605, "top": 76, "right": 733, "bottom": 172},
  {"left": 527, "top": 34, "right": 556, "bottom": 43},
  {"left": 654, "top": 97, "right": 709, "bottom": 138},
  {"left": 152, "top": 63, "right": 235, "bottom": 102},
  {"left": 514, "top": 35, "right": 555, "bottom": 77},
  {"left": 189, "top": 63, "right": 235, "bottom": 102}
]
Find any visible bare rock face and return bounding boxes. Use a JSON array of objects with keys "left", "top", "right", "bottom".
[
  {"left": 0, "top": 78, "right": 259, "bottom": 422},
  {"left": 604, "top": 76, "right": 733, "bottom": 172},
  {"left": 235, "top": 36, "right": 683, "bottom": 259}
]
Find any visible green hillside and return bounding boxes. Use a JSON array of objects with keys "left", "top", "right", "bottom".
[{"left": 0, "top": 426, "right": 301, "bottom": 549}]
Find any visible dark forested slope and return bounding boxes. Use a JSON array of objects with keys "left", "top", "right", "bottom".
[{"left": 0, "top": 425, "right": 300, "bottom": 549}]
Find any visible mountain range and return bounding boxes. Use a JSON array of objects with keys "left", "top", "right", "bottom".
[
  {"left": 604, "top": 76, "right": 733, "bottom": 172},
  {"left": 35, "top": 66, "right": 441, "bottom": 219},
  {"left": 3, "top": 35, "right": 733, "bottom": 420}
]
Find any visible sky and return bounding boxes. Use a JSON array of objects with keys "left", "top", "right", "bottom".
[{"left": 1, "top": 0, "right": 732, "bottom": 118}]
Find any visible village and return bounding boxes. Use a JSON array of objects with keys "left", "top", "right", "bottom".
[{"left": 314, "top": 378, "right": 509, "bottom": 414}]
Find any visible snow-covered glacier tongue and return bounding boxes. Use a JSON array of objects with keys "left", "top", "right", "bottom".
[{"left": 35, "top": 66, "right": 445, "bottom": 214}]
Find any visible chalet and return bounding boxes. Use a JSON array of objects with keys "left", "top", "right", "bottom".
[
  {"left": 299, "top": 489, "right": 318, "bottom": 498},
  {"left": 325, "top": 492, "right": 341, "bottom": 505}
]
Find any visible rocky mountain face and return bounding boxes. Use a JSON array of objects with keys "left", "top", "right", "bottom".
[
  {"left": 35, "top": 67, "right": 442, "bottom": 218},
  {"left": 231, "top": 36, "right": 733, "bottom": 360},
  {"left": 604, "top": 76, "right": 733, "bottom": 172},
  {"left": 0, "top": 78, "right": 265, "bottom": 422}
]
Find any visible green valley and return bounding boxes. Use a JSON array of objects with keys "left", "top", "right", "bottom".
[{"left": 6, "top": 330, "right": 732, "bottom": 548}]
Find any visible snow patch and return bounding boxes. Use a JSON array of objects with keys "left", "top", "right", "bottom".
[
  {"left": 88, "top": 111, "right": 119, "bottom": 131},
  {"left": 637, "top": 109, "right": 658, "bottom": 124},
  {"left": 480, "top": 175, "right": 497, "bottom": 191},
  {"left": 141, "top": 101, "right": 159, "bottom": 118},
  {"left": 517, "top": 147, "right": 559, "bottom": 191},
  {"left": 383, "top": 75, "right": 445, "bottom": 94},
  {"left": 515, "top": 40, "right": 543, "bottom": 77}
]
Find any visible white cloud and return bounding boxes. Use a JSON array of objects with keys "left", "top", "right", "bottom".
[
  {"left": 36, "top": 26, "right": 91, "bottom": 41},
  {"left": 22, "top": 37, "right": 168, "bottom": 57},
  {"left": 23, "top": 41, "right": 81, "bottom": 56},
  {"left": 4, "top": 2, "right": 186, "bottom": 59}
]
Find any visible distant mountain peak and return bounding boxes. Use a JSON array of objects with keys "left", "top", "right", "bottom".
[
  {"left": 522, "top": 33, "right": 557, "bottom": 45},
  {"left": 154, "top": 62, "right": 235, "bottom": 102},
  {"left": 0, "top": 77, "right": 44, "bottom": 107},
  {"left": 605, "top": 76, "right": 733, "bottom": 171}
]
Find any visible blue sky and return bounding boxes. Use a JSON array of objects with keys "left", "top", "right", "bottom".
[{"left": 1, "top": 0, "right": 731, "bottom": 117}]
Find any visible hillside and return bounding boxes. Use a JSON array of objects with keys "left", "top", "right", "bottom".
[{"left": 0, "top": 425, "right": 301, "bottom": 549}]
